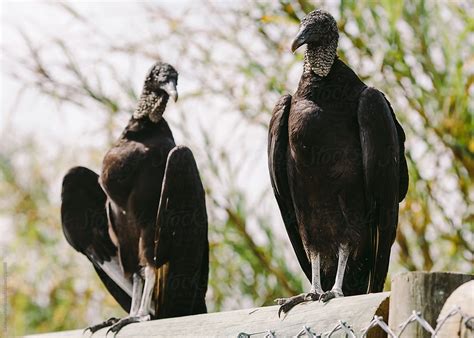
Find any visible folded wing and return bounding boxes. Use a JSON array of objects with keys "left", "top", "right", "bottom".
[
  {"left": 268, "top": 94, "right": 312, "bottom": 281},
  {"left": 61, "top": 166, "right": 132, "bottom": 312},
  {"left": 153, "top": 146, "right": 208, "bottom": 318},
  {"left": 357, "top": 88, "right": 408, "bottom": 292}
]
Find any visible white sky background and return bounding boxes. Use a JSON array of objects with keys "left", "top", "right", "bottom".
[{"left": 1, "top": 1, "right": 200, "bottom": 146}]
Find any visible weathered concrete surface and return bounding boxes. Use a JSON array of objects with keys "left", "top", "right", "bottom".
[
  {"left": 436, "top": 280, "right": 474, "bottom": 338},
  {"left": 26, "top": 292, "right": 389, "bottom": 337}
]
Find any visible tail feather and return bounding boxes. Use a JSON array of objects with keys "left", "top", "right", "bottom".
[{"left": 153, "top": 262, "right": 170, "bottom": 317}]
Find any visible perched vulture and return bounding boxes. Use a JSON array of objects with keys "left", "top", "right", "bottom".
[
  {"left": 61, "top": 62, "right": 208, "bottom": 334},
  {"left": 268, "top": 10, "right": 408, "bottom": 315}
]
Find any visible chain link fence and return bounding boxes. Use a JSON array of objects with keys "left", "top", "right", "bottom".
[{"left": 238, "top": 306, "right": 473, "bottom": 338}]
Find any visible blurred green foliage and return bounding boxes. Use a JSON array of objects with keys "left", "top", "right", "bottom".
[{"left": 1, "top": 0, "right": 472, "bottom": 335}]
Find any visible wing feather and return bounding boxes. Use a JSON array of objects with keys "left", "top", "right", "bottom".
[
  {"left": 153, "top": 146, "right": 208, "bottom": 318},
  {"left": 357, "top": 88, "right": 407, "bottom": 292},
  {"left": 383, "top": 95, "right": 409, "bottom": 201},
  {"left": 61, "top": 166, "right": 131, "bottom": 312},
  {"left": 268, "top": 95, "right": 311, "bottom": 281}
]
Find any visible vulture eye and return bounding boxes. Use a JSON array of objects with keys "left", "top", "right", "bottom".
[{"left": 154, "top": 72, "right": 167, "bottom": 84}]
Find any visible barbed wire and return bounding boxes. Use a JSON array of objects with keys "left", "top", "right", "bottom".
[{"left": 237, "top": 306, "right": 473, "bottom": 338}]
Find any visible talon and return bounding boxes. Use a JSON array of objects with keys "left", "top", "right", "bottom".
[
  {"left": 107, "top": 325, "right": 119, "bottom": 336},
  {"left": 106, "top": 327, "right": 114, "bottom": 337},
  {"left": 83, "top": 317, "right": 120, "bottom": 335},
  {"left": 320, "top": 290, "right": 344, "bottom": 303},
  {"left": 275, "top": 292, "right": 320, "bottom": 317},
  {"left": 305, "top": 292, "right": 320, "bottom": 301},
  {"left": 274, "top": 298, "right": 285, "bottom": 305},
  {"left": 105, "top": 315, "right": 151, "bottom": 336},
  {"left": 278, "top": 306, "right": 284, "bottom": 318}
]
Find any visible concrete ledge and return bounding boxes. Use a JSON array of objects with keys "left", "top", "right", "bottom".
[{"left": 25, "top": 292, "right": 389, "bottom": 337}]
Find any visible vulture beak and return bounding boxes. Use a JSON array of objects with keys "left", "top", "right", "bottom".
[
  {"left": 160, "top": 80, "right": 178, "bottom": 102},
  {"left": 291, "top": 27, "right": 308, "bottom": 53}
]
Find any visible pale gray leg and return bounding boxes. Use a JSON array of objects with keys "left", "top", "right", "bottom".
[
  {"left": 332, "top": 244, "right": 349, "bottom": 294},
  {"left": 320, "top": 244, "right": 349, "bottom": 302},
  {"left": 137, "top": 265, "right": 156, "bottom": 316},
  {"left": 310, "top": 253, "right": 323, "bottom": 294},
  {"left": 275, "top": 252, "right": 322, "bottom": 316},
  {"left": 129, "top": 272, "right": 144, "bottom": 316},
  {"left": 83, "top": 272, "right": 142, "bottom": 334},
  {"left": 107, "top": 267, "right": 154, "bottom": 336}
]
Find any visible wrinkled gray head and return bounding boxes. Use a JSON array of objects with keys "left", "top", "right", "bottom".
[
  {"left": 144, "top": 62, "right": 178, "bottom": 102},
  {"left": 291, "top": 9, "right": 339, "bottom": 53},
  {"left": 134, "top": 62, "right": 178, "bottom": 122},
  {"left": 291, "top": 10, "right": 339, "bottom": 77}
]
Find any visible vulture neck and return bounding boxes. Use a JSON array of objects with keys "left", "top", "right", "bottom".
[
  {"left": 304, "top": 40, "right": 337, "bottom": 78},
  {"left": 132, "top": 89, "right": 169, "bottom": 123}
]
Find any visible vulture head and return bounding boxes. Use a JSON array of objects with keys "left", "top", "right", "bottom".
[
  {"left": 133, "top": 62, "right": 179, "bottom": 123},
  {"left": 291, "top": 9, "right": 339, "bottom": 53}
]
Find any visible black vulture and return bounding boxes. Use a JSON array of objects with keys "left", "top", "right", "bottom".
[
  {"left": 61, "top": 62, "right": 208, "bottom": 334},
  {"left": 268, "top": 10, "right": 408, "bottom": 315}
]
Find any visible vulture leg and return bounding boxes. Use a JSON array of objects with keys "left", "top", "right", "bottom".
[
  {"left": 106, "top": 269, "right": 152, "bottom": 336},
  {"left": 310, "top": 253, "right": 323, "bottom": 295},
  {"left": 137, "top": 266, "right": 155, "bottom": 317},
  {"left": 275, "top": 253, "right": 322, "bottom": 316},
  {"left": 85, "top": 273, "right": 144, "bottom": 334},
  {"left": 129, "top": 272, "right": 145, "bottom": 315},
  {"left": 320, "top": 244, "right": 349, "bottom": 302}
]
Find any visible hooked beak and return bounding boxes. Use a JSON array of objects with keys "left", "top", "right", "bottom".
[
  {"left": 160, "top": 80, "right": 178, "bottom": 102},
  {"left": 291, "top": 27, "right": 307, "bottom": 53}
]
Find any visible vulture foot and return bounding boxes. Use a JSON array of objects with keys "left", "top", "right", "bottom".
[
  {"left": 275, "top": 292, "right": 320, "bottom": 317},
  {"left": 320, "top": 289, "right": 344, "bottom": 303},
  {"left": 106, "top": 314, "right": 150, "bottom": 337},
  {"left": 83, "top": 317, "right": 120, "bottom": 334}
]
